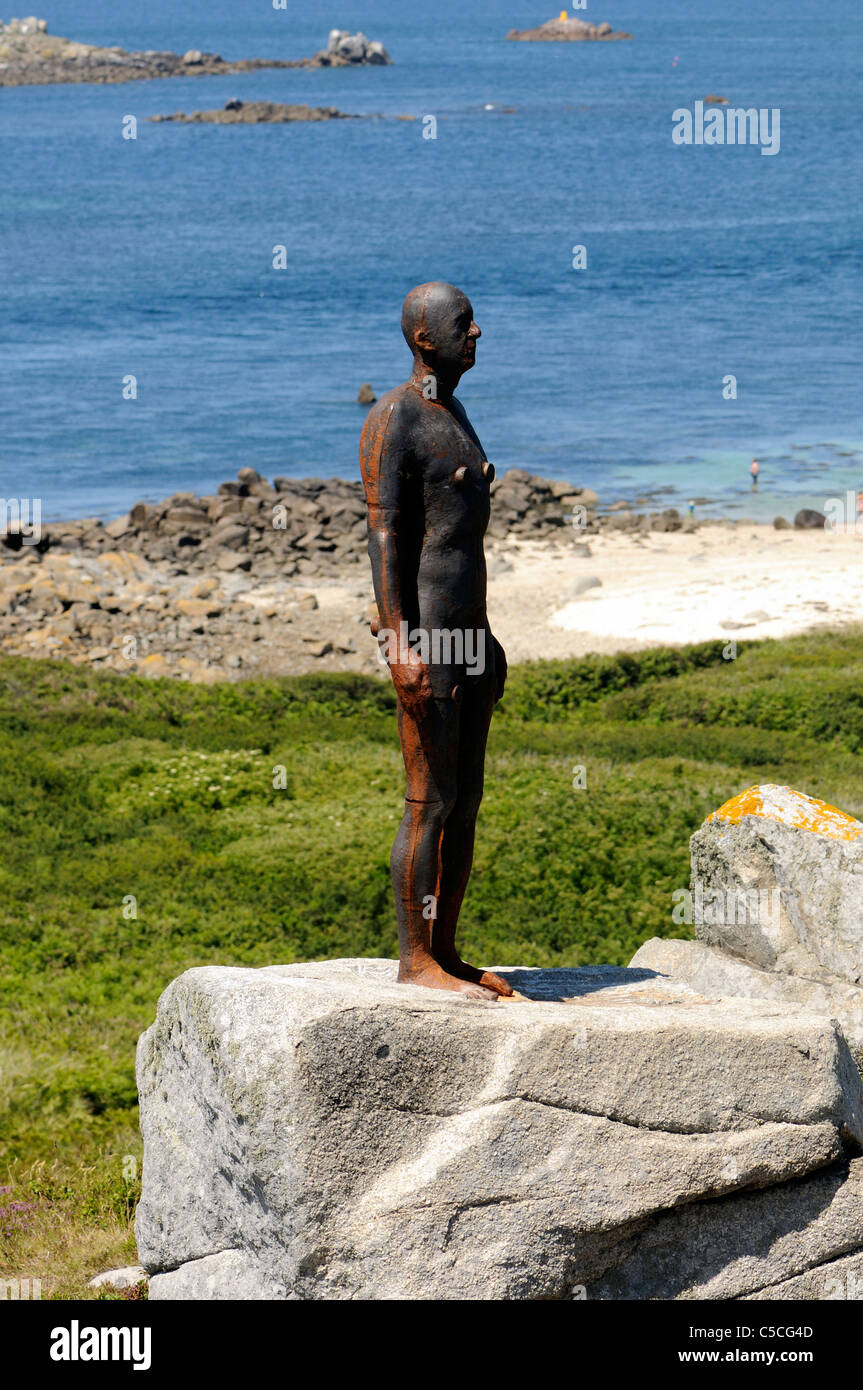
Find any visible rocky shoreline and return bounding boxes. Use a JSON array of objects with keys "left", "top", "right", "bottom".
[
  {"left": 0, "top": 19, "right": 391, "bottom": 87},
  {"left": 507, "top": 16, "right": 632, "bottom": 42},
  {"left": 0, "top": 468, "right": 832, "bottom": 684},
  {"left": 0, "top": 469, "right": 640, "bottom": 683}
]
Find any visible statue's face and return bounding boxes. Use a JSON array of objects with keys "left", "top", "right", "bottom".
[{"left": 430, "top": 292, "right": 481, "bottom": 375}]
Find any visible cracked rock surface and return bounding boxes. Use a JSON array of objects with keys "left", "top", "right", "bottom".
[{"left": 136, "top": 958, "right": 863, "bottom": 1299}]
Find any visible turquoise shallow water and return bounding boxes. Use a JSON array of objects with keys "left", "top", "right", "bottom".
[{"left": 1, "top": 0, "right": 862, "bottom": 521}]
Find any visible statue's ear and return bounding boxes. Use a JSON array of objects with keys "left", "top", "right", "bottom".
[{"left": 413, "top": 327, "right": 435, "bottom": 355}]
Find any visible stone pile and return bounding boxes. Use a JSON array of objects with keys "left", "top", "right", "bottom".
[
  {"left": 0, "top": 467, "right": 607, "bottom": 683},
  {"left": 2, "top": 469, "right": 606, "bottom": 578},
  {"left": 0, "top": 468, "right": 723, "bottom": 682},
  {"left": 0, "top": 545, "right": 373, "bottom": 683}
]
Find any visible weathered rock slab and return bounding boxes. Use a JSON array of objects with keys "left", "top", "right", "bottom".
[
  {"left": 136, "top": 958, "right": 863, "bottom": 1300},
  {"left": 632, "top": 937, "right": 863, "bottom": 1052},
  {"left": 593, "top": 1157, "right": 863, "bottom": 1300}
]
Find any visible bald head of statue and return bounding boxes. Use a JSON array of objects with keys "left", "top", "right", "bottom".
[{"left": 401, "top": 282, "right": 481, "bottom": 396}]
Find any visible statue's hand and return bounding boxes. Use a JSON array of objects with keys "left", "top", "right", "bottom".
[
  {"left": 390, "top": 648, "right": 433, "bottom": 718},
  {"left": 492, "top": 635, "right": 508, "bottom": 703}
]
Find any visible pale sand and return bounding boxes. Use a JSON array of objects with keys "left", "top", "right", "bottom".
[
  {"left": 481, "top": 524, "right": 863, "bottom": 663},
  {"left": 303, "top": 523, "right": 862, "bottom": 680}
]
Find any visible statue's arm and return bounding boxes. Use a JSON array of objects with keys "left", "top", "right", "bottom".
[
  {"left": 361, "top": 400, "right": 431, "bottom": 715},
  {"left": 361, "top": 400, "right": 413, "bottom": 631}
]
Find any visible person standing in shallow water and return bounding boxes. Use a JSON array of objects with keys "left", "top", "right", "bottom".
[
  {"left": 751, "top": 458, "right": 759, "bottom": 489},
  {"left": 360, "top": 282, "right": 513, "bottom": 1002}
]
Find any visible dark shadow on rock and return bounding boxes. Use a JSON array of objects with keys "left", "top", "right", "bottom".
[{"left": 498, "top": 965, "right": 662, "bottom": 1003}]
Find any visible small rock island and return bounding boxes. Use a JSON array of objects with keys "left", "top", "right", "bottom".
[
  {"left": 150, "top": 101, "right": 352, "bottom": 126},
  {"left": 149, "top": 99, "right": 414, "bottom": 126},
  {"left": 507, "top": 14, "right": 632, "bottom": 41},
  {"left": 0, "top": 18, "right": 392, "bottom": 86}
]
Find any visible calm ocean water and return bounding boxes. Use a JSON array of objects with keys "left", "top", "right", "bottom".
[{"left": 2, "top": 0, "right": 861, "bottom": 522}]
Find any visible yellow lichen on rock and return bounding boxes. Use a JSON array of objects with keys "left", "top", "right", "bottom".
[{"left": 710, "top": 784, "right": 863, "bottom": 841}]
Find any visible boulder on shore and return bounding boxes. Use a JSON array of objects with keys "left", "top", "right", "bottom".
[
  {"left": 136, "top": 957, "right": 863, "bottom": 1299},
  {"left": 632, "top": 784, "right": 863, "bottom": 1048},
  {"left": 794, "top": 508, "right": 826, "bottom": 529}
]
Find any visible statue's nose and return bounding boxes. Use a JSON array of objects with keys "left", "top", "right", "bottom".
[{"left": 470, "top": 322, "right": 481, "bottom": 339}]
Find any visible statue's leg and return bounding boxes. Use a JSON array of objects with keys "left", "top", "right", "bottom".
[
  {"left": 432, "top": 677, "right": 513, "bottom": 998},
  {"left": 392, "top": 695, "right": 497, "bottom": 1000}
]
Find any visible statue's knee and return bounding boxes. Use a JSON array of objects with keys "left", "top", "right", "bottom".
[
  {"left": 432, "top": 791, "right": 458, "bottom": 827},
  {"left": 405, "top": 789, "right": 457, "bottom": 829}
]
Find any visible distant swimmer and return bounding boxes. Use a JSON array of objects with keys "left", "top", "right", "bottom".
[{"left": 750, "top": 458, "right": 759, "bottom": 489}]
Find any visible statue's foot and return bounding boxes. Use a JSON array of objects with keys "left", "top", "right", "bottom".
[
  {"left": 398, "top": 958, "right": 498, "bottom": 1001},
  {"left": 438, "top": 955, "right": 514, "bottom": 998}
]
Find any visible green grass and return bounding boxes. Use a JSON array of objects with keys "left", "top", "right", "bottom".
[{"left": 2, "top": 628, "right": 863, "bottom": 1295}]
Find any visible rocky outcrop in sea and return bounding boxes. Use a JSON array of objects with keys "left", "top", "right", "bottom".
[
  {"left": 0, "top": 18, "right": 392, "bottom": 86},
  {"left": 507, "top": 16, "right": 632, "bottom": 41},
  {"left": 150, "top": 102, "right": 354, "bottom": 126}
]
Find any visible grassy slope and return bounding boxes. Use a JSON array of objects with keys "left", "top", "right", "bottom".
[{"left": 2, "top": 628, "right": 862, "bottom": 1295}]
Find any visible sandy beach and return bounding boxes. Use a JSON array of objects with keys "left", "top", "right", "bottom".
[{"left": 489, "top": 523, "right": 863, "bottom": 664}]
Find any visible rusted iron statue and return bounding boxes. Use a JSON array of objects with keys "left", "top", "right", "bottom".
[{"left": 360, "top": 282, "right": 513, "bottom": 1001}]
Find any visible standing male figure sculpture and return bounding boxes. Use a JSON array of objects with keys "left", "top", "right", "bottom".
[{"left": 360, "top": 282, "right": 513, "bottom": 1001}]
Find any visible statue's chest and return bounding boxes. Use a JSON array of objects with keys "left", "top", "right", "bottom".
[{"left": 419, "top": 411, "right": 493, "bottom": 517}]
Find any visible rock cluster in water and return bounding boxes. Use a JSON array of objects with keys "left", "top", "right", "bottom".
[
  {"left": 0, "top": 19, "right": 392, "bottom": 85},
  {"left": 320, "top": 29, "right": 391, "bottom": 66},
  {"left": 507, "top": 16, "right": 632, "bottom": 41},
  {"left": 150, "top": 101, "right": 353, "bottom": 126}
]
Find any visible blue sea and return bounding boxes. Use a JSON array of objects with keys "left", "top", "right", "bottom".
[{"left": 2, "top": 0, "right": 862, "bottom": 522}]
